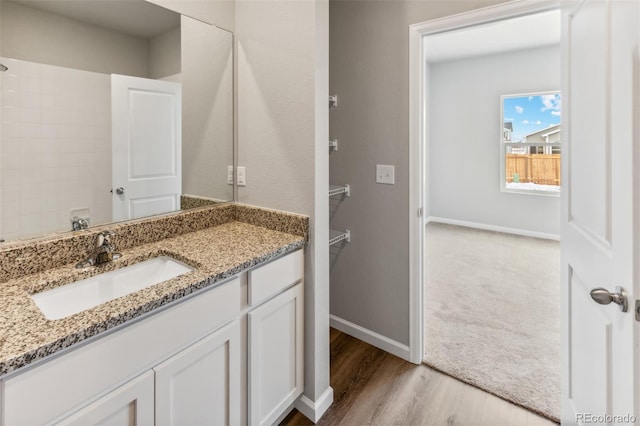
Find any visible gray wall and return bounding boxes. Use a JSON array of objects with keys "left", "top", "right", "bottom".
[
  {"left": 329, "top": 0, "right": 508, "bottom": 346},
  {"left": 0, "top": 0, "right": 149, "bottom": 77},
  {"left": 149, "top": 26, "right": 181, "bottom": 79},
  {"left": 236, "top": 0, "right": 330, "bottom": 405},
  {"left": 428, "top": 46, "right": 561, "bottom": 236}
]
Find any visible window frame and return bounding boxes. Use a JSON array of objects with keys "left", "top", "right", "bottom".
[{"left": 499, "top": 90, "right": 561, "bottom": 197}]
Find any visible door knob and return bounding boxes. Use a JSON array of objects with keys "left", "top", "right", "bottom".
[
  {"left": 590, "top": 286, "right": 628, "bottom": 312},
  {"left": 114, "top": 187, "right": 125, "bottom": 195}
]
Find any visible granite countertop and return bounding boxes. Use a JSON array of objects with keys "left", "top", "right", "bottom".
[{"left": 0, "top": 221, "right": 305, "bottom": 377}]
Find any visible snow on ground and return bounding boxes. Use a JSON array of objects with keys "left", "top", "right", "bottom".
[{"left": 506, "top": 182, "right": 560, "bottom": 192}]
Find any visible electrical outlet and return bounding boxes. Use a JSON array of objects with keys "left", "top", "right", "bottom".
[
  {"left": 376, "top": 164, "right": 395, "bottom": 185},
  {"left": 237, "top": 166, "right": 246, "bottom": 186},
  {"left": 227, "top": 166, "right": 234, "bottom": 185}
]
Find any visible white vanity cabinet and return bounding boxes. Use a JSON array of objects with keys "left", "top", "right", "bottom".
[
  {"left": 0, "top": 248, "right": 304, "bottom": 426},
  {"left": 57, "top": 371, "right": 155, "bottom": 426},
  {"left": 154, "top": 320, "right": 241, "bottom": 426},
  {"left": 55, "top": 320, "right": 242, "bottom": 426},
  {"left": 247, "top": 250, "right": 304, "bottom": 426},
  {"left": 248, "top": 284, "right": 304, "bottom": 426},
  {"left": 1, "top": 277, "right": 242, "bottom": 426}
]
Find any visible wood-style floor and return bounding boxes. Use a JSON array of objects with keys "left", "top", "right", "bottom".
[{"left": 280, "top": 329, "right": 557, "bottom": 426}]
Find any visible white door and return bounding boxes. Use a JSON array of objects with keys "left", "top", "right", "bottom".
[
  {"left": 154, "top": 321, "right": 241, "bottom": 426},
  {"left": 562, "top": 0, "right": 638, "bottom": 423},
  {"left": 112, "top": 74, "right": 181, "bottom": 222},
  {"left": 57, "top": 371, "right": 154, "bottom": 426}
]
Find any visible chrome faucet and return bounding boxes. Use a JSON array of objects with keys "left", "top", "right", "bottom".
[
  {"left": 76, "top": 231, "right": 122, "bottom": 268},
  {"left": 71, "top": 216, "right": 89, "bottom": 231}
]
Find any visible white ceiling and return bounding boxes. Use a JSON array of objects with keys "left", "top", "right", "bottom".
[
  {"left": 8, "top": 0, "right": 180, "bottom": 39},
  {"left": 425, "top": 10, "right": 561, "bottom": 63}
]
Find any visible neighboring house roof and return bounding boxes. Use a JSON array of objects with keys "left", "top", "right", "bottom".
[
  {"left": 523, "top": 124, "right": 561, "bottom": 143},
  {"left": 504, "top": 122, "right": 513, "bottom": 131},
  {"left": 541, "top": 128, "right": 560, "bottom": 137}
]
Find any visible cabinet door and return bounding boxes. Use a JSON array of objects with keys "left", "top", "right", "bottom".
[
  {"left": 57, "top": 370, "right": 154, "bottom": 426},
  {"left": 154, "top": 320, "right": 241, "bottom": 426},
  {"left": 248, "top": 283, "right": 304, "bottom": 426}
]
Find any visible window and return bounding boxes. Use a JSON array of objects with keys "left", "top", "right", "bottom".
[{"left": 501, "top": 92, "right": 561, "bottom": 195}]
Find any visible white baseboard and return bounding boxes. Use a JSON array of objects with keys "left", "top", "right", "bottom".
[
  {"left": 426, "top": 216, "right": 560, "bottom": 241},
  {"left": 330, "top": 315, "right": 411, "bottom": 361},
  {"left": 294, "top": 386, "right": 334, "bottom": 423},
  {"left": 272, "top": 402, "right": 297, "bottom": 426}
]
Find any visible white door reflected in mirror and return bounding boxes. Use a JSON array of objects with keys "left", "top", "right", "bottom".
[{"left": 111, "top": 75, "right": 182, "bottom": 222}]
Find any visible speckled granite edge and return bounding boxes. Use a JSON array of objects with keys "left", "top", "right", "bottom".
[
  {"left": 234, "top": 203, "right": 309, "bottom": 241},
  {"left": 0, "top": 222, "right": 305, "bottom": 376}
]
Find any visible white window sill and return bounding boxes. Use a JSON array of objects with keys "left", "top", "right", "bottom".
[{"left": 502, "top": 182, "right": 560, "bottom": 197}]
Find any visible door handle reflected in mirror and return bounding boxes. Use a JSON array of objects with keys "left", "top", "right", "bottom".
[{"left": 590, "top": 286, "right": 628, "bottom": 312}]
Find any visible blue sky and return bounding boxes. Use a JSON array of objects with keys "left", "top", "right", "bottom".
[{"left": 503, "top": 93, "right": 561, "bottom": 141}]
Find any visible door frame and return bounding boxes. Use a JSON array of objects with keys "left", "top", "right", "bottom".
[{"left": 407, "top": 0, "right": 561, "bottom": 364}]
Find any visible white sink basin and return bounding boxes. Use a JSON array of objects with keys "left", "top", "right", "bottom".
[{"left": 31, "top": 256, "right": 194, "bottom": 320}]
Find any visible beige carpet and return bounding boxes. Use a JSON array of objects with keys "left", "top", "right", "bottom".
[{"left": 424, "top": 222, "right": 560, "bottom": 422}]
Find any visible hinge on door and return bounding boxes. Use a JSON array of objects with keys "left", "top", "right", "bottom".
[
  {"left": 417, "top": 208, "right": 423, "bottom": 217},
  {"left": 635, "top": 300, "right": 640, "bottom": 321}
]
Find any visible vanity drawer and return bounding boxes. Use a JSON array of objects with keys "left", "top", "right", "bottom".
[
  {"left": 1, "top": 277, "right": 241, "bottom": 426},
  {"left": 248, "top": 250, "right": 303, "bottom": 307}
]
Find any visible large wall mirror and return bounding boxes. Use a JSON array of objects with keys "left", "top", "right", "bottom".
[{"left": 0, "top": 0, "right": 234, "bottom": 243}]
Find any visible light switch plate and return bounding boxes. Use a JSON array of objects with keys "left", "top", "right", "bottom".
[
  {"left": 376, "top": 164, "right": 395, "bottom": 185},
  {"left": 237, "top": 166, "right": 246, "bottom": 186},
  {"left": 227, "top": 166, "right": 234, "bottom": 185}
]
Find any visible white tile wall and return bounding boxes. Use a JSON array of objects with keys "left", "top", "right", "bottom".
[{"left": 0, "top": 57, "right": 112, "bottom": 241}]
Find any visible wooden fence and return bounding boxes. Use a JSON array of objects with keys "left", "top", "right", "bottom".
[{"left": 506, "top": 154, "right": 561, "bottom": 185}]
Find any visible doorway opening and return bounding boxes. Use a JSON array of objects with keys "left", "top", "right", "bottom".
[{"left": 409, "top": 4, "right": 562, "bottom": 422}]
